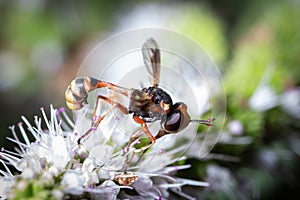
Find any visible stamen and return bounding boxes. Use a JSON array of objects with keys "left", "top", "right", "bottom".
[
  {"left": 0, "top": 169, "right": 11, "bottom": 177},
  {"left": 176, "top": 177, "right": 210, "bottom": 187},
  {"left": 0, "top": 160, "right": 13, "bottom": 176},
  {"left": 163, "top": 164, "right": 191, "bottom": 173},
  {"left": 18, "top": 122, "right": 31, "bottom": 146},
  {"left": 59, "top": 107, "right": 75, "bottom": 128},
  {"left": 174, "top": 165, "right": 178, "bottom": 171},
  {"left": 6, "top": 137, "right": 28, "bottom": 149},
  {"left": 51, "top": 106, "right": 60, "bottom": 136},
  {"left": 58, "top": 107, "right": 65, "bottom": 113},
  {"left": 93, "top": 115, "right": 100, "bottom": 122},
  {"left": 159, "top": 148, "right": 165, "bottom": 154},
  {"left": 41, "top": 107, "right": 52, "bottom": 133},
  {"left": 21, "top": 116, "right": 38, "bottom": 141},
  {"left": 114, "top": 116, "right": 120, "bottom": 121},
  {"left": 0, "top": 152, "right": 21, "bottom": 170},
  {"left": 9, "top": 126, "right": 26, "bottom": 154},
  {"left": 34, "top": 115, "right": 42, "bottom": 133},
  {"left": 1, "top": 147, "right": 21, "bottom": 157},
  {"left": 50, "top": 106, "right": 56, "bottom": 135}
]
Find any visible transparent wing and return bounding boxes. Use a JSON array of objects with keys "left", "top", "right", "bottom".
[{"left": 142, "top": 38, "right": 161, "bottom": 87}]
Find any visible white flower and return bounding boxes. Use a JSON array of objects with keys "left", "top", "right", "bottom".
[
  {"left": 61, "top": 170, "right": 85, "bottom": 194},
  {"left": 205, "top": 164, "right": 238, "bottom": 199},
  {"left": 249, "top": 63, "right": 279, "bottom": 112},
  {"left": 0, "top": 177, "right": 13, "bottom": 199},
  {"left": 0, "top": 105, "right": 209, "bottom": 199},
  {"left": 227, "top": 120, "right": 244, "bottom": 136},
  {"left": 249, "top": 84, "right": 278, "bottom": 112},
  {"left": 280, "top": 87, "right": 300, "bottom": 118}
]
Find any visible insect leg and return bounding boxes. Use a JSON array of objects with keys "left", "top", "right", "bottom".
[
  {"left": 190, "top": 118, "right": 216, "bottom": 126},
  {"left": 132, "top": 116, "right": 156, "bottom": 153},
  {"left": 124, "top": 129, "right": 144, "bottom": 153},
  {"left": 77, "top": 105, "right": 115, "bottom": 145},
  {"left": 94, "top": 95, "right": 129, "bottom": 115},
  {"left": 77, "top": 95, "right": 129, "bottom": 145},
  {"left": 96, "top": 80, "right": 131, "bottom": 97}
]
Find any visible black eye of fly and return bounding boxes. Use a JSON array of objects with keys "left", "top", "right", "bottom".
[{"left": 164, "top": 111, "right": 182, "bottom": 132}]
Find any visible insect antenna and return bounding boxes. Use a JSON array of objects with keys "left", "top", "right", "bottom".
[{"left": 190, "top": 118, "right": 216, "bottom": 127}]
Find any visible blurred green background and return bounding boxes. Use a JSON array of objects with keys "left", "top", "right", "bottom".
[{"left": 1, "top": 0, "right": 300, "bottom": 199}]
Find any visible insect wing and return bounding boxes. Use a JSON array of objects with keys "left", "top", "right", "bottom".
[{"left": 142, "top": 38, "right": 161, "bottom": 87}]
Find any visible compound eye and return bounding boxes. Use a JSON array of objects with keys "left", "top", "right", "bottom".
[{"left": 164, "top": 111, "right": 182, "bottom": 132}]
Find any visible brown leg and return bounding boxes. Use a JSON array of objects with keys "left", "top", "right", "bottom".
[
  {"left": 132, "top": 116, "right": 156, "bottom": 153},
  {"left": 92, "top": 94, "right": 128, "bottom": 121},
  {"left": 155, "top": 129, "right": 170, "bottom": 140},
  {"left": 96, "top": 81, "right": 131, "bottom": 97},
  {"left": 77, "top": 94, "right": 129, "bottom": 145},
  {"left": 78, "top": 105, "right": 115, "bottom": 144},
  {"left": 77, "top": 127, "right": 94, "bottom": 145},
  {"left": 125, "top": 129, "right": 144, "bottom": 153}
]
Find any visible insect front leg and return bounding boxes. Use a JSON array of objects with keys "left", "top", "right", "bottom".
[
  {"left": 132, "top": 116, "right": 156, "bottom": 153},
  {"left": 124, "top": 129, "right": 144, "bottom": 153}
]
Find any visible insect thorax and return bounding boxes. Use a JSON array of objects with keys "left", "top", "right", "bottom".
[{"left": 128, "top": 87, "right": 173, "bottom": 122}]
